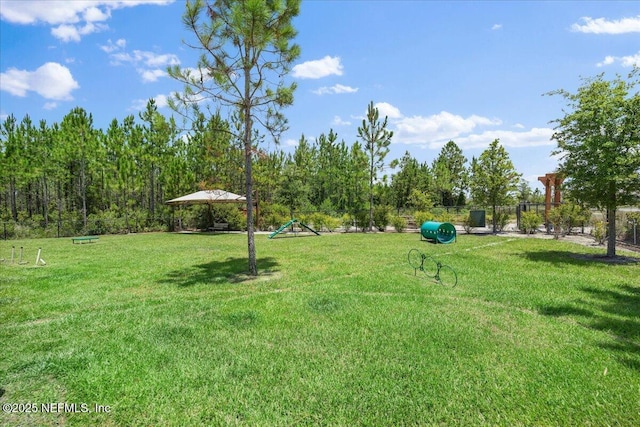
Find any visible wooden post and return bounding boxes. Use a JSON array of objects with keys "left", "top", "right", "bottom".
[{"left": 538, "top": 173, "right": 565, "bottom": 226}]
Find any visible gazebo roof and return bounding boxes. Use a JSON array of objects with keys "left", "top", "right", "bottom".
[{"left": 165, "top": 190, "right": 246, "bottom": 206}]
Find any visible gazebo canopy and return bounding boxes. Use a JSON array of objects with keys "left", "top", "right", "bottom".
[{"left": 165, "top": 189, "right": 246, "bottom": 206}]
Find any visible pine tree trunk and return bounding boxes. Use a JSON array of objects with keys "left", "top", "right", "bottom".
[{"left": 244, "top": 66, "right": 257, "bottom": 277}]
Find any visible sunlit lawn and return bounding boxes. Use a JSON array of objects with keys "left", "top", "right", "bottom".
[{"left": 1, "top": 231, "right": 639, "bottom": 426}]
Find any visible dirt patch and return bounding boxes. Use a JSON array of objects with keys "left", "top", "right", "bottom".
[{"left": 566, "top": 253, "right": 639, "bottom": 265}]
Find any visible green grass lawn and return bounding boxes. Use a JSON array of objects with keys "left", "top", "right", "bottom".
[{"left": 1, "top": 232, "right": 639, "bottom": 426}]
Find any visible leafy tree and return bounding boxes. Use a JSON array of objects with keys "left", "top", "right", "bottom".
[
  {"left": 549, "top": 70, "right": 640, "bottom": 257},
  {"left": 346, "top": 142, "right": 369, "bottom": 217},
  {"left": 275, "top": 159, "right": 309, "bottom": 218},
  {"left": 470, "top": 139, "right": 521, "bottom": 233},
  {"left": 357, "top": 101, "right": 393, "bottom": 231},
  {"left": 432, "top": 141, "right": 468, "bottom": 206},
  {"left": 516, "top": 178, "right": 532, "bottom": 203},
  {"left": 390, "top": 151, "right": 420, "bottom": 210},
  {"left": 59, "top": 107, "right": 99, "bottom": 229},
  {"left": 169, "top": 0, "right": 301, "bottom": 275}
]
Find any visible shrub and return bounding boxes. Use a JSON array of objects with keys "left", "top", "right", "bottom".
[
  {"left": 519, "top": 211, "right": 542, "bottom": 234},
  {"left": 413, "top": 211, "right": 433, "bottom": 228},
  {"left": 547, "top": 203, "right": 591, "bottom": 238},
  {"left": 308, "top": 212, "right": 339, "bottom": 232},
  {"left": 462, "top": 215, "right": 473, "bottom": 234},
  {"left": 434, "top": 210, "right": 455, "bottom": 223},
  {"left": 373, "top": 205, "right": 391, "bottom": 232},
  {"left": 592, "top": 220, "right": 606, "bottom": 245},
  {"left": 341, "top": 214, "right": 353, "bottom": 232},
  {"left": 493, "top": 211, "right": 510, "bottom": 232},
  {"left": 391, "top": 215, "right": 407, "bottom": 233},
  {"left": 323, "top": 216, "right": 341, "bottom": 232},
  {"left": 260, "top": 203, "right": 289, "bottom": 231},
  {"left": 354, "top": 210, "right": 369, "bottom": 231}
]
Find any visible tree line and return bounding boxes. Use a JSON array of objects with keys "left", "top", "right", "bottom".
[{"left": 0, "top": 99, "right": 536, "bottom": 237}]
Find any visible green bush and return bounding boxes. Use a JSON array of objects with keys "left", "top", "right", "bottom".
[
  {"left": 462, "top": 215, "right": 473, "bottom": 233},
  {"left": 341, "top": 213, "right": 354, "bottom": 232},
  {"left": 391, "top": 215, "right": 407, "bottom": 233},
  {"left": 304, "top": 212, "right": 340, "bottom": 232},
  {"left": 519, "top": 211, "right": 542, "bottom": 234},
  {"left": 260, "top": 203, "right": 289, "bottom": 231},
  {"left": 354, "top": 210, "right": 369, "bottom": 231},
  {"left": 373, "top": 205, "right": 391, "bottom": 232},
  {"left": 592, "top": 220, "right": 606, "bottom": 245},
  {"left": 548, "top": 203, "right": 591, "bottom": 238},
  {"left": 433, "top": 210, "right": 455, "bottom": 223},
  {"left": 324, "top": 216, "right": 341, "bottom": 232},
  {"left": 413, "top": 211, "right": 433, "bottom": 228},
  {"left": 494, "top": 211, "right": 510, "bottom": 232}
]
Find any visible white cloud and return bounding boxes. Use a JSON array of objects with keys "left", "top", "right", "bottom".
[
  {"left": 492, "top": 24, "right": 502, "bottom": 30},
  {"left": 109, "top": 50, "right": 180, "bottom": 68},
  {"left": 312, "top": 84, "right": 358, "bottom": 95},
  {"left": 382, "top": 107, "right": 552, "bottom": 150},
  {"left": 596, "top": 50, "right": 640, "bottom": 67},
  {"left": 103, "top": 44, "right": 179, "bottom": 82},
  {"left": 0, "top": 1, "right": 174, "bottom": 42},
  {"left": 393, "top": 110, "right": 502, "bottom": 145},
  {"left": 374, "top": 102, "right": 403, "bottom": 119},
  {"left": 51, "top": 22, "right": 108, "bottom": 42},
  {"left": 332, "top": 116, "right": 351, "bottom": 126},
  {"left": 140, "top": 69, "right": 167, "bottom": 83},
  {"left": 43, "top": 102, "right": 58, "bottom": 110},
  {"left": 571, "top": 15, "right": 640, "bottom": 34},
  {"left": 0, "top": 62, "right": 79, "bottom": 100},
  {"left": 100, "top": 38, "right": 127, "bottom": 53},
  {"left": 292, "top": 56, "right": 343, "bottom": 79},
  {"left": 450, "top": 127, "right": 555, "bottom": 150}
]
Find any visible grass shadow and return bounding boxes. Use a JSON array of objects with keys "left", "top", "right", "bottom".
[
  {"left": 159, "top": 256, "right": 280, "bottom": 287},
  {"left": 539, "top": 284, "right": 640, "bottom": 370},
  {"left": 523, "top": 250, "right": 639, "bottom": 266}
]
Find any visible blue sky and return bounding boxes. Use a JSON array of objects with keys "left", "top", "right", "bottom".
[{"left": 1, "top": 0, "right": 639, "bottom": 190}]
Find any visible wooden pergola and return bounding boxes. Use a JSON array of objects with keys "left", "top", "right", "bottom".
[{"left": 537, "top": 173, "right": 564, "bottom": 223}]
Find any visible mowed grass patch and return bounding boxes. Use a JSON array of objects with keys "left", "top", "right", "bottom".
[{"left": 1, "top": 232, "right": 639, "bottom": 426}]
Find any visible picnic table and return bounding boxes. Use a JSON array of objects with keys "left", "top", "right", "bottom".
[{"left": 72, "top": 236, "right": 99, "bottom": 244}]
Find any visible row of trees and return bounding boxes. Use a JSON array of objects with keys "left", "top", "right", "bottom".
[{"left": 0, "top": 101, "right": 532, "bottom": 232}]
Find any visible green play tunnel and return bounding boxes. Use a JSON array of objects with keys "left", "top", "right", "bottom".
[{"left": 420, "top": 221, "right": 457, "bottom": 244}]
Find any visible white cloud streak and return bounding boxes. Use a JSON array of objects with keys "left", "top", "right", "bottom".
[
  {"left": 0, "top": 62, "right": 79, "bottom": 100},
  {"left": 0, "top": 1, "right": 174, "bottom": 42},
  {"left": 101, "top": 41, "right": 180, "bottom": 83},
  {"left": 596, "top": 50, "right": 640, "bottom": 68},
  {"left": 571, "top": 15, "right": 640, "bottom": 34},
  {"left": 292, "top": 56, "right": 344, "bottom": 79},
  {"left": 332, "top": 116, "right": 351, "bottom": 126},
  {"left": 377, "top": 103, "right": 553, "bottom": 150},
  {"left": 312, "top": 84, "right": 358, "bottom": 95}
]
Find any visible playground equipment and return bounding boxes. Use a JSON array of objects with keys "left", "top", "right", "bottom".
[
  {"left": 0, "top": 246, "right": 46, "bottom": 266},
  {"left": 407, "top": 248, "right": 457, "bottom": 287},
  {"left": 268, "top": 218, "right": 320, "bottom": 239},
  {"left": 420, "top": 221, "right": 456, "bottom": 244}
]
